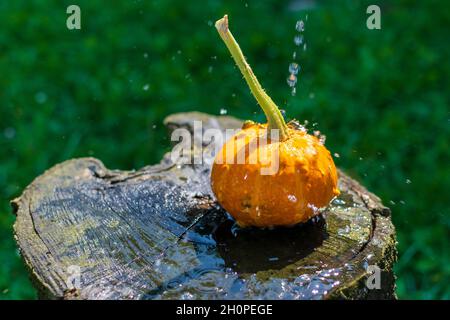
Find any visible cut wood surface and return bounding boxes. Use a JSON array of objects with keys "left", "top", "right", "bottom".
[{"left": 12, "top": 112, "right": 397, "bottom": 299}]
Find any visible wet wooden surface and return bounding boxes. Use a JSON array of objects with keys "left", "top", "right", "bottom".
[{"left": 12, "top": 112, "right": 397, "bottom": 299}]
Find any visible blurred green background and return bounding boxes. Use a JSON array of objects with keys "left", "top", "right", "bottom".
[{"left": 0, "top": 0, "right": 448, "bottom": 299}]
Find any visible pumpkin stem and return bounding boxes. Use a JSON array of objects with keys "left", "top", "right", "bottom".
[{"left": 215, "top": 15, "right": 289, "bottom": 141}]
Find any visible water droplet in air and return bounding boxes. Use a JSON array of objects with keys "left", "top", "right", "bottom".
[
  {"left": 220, "top": 108, "right": 227, "bottom": 115},
  {"left": 294, "top": 35, "right": 304, "bottom": 46},
  {"left": 287, "top": 74, "right": 297, "bottom": 87},
  {"left": 35, "top": 92, "right": 47, "bottom": 104},
  {"left": 334, "top": 153, "right": 340, "bottom": 158},
  {"left": 207, "top": 20, "right": 213, "bottom": 26},
  {"left": 143, "top": 53, "right": 148, "bottom": 58},
  {"left": 406, "top": 179, "right": 412, "bottom": 184},
  {"left": 319, "top": 135, "right": 326, "bottom": 145},
  {"left": 4, "top": 127, "right": 15, "bottom": 139},
  {"left": 295, "top": 20, "right": 305, "bottom": 32},
  {"left": 143, "top": 84, "right": 149, "bottom": 91},
  {"left": 289, "top": 62, "right": 300, "bottom": 75},
  {"left": 287, "top": 19, "right": 306, "bottom": 97}
]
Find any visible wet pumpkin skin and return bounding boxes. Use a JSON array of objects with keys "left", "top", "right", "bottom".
[
  {"left": 212, "top": 15, "right": 339, "bottom": 228},
  {"left": 211, "top": 123, "right": 339, "bottom": 228}
]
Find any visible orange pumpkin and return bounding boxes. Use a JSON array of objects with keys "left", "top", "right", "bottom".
[{"left": 211, "top": 15, "right": 339, "bottom": 228}]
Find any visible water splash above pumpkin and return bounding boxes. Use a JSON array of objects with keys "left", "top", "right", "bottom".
[{"left": 287, "top": 18, "right": 306, "bottom": 96}]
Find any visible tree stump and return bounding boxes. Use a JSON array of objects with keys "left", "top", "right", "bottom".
[{"left": 12, "top": 112, "right": 397, "bottom": 300}]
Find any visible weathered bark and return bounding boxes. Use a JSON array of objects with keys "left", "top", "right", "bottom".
[{"left": 12, "top": 112, "right": 397, "bottom": 300}]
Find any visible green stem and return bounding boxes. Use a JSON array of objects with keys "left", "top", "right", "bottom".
[{"left": 215, "top": 15, "right": 289, "bottom": 141}]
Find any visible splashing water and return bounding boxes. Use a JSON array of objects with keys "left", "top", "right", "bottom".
[
  {"left": 287, "top": 74, "right": 297, "bottom": 87},
  {"left": 287, "top": 18, "right": 306, "bottom": 96},
  {"left": 289, "top": 62, "right": 300, "bottom": 75},
  {"left": 294, "top": 35, "right": 304, "bottom": 46}
]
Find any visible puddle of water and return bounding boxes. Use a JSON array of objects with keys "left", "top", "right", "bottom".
[{"left": 213, "top": 215, "right": 327, "bottom": 273}]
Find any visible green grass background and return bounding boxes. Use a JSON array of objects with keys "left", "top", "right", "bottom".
[{"left": 0, "top": 0, "right": 448, "bottom": 299}]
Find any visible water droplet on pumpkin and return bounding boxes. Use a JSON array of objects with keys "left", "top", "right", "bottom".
[
  {"left": 288, "top": 195, "right": 297, "bottom": 203},
  {"left": 3, "top": 127, "right": 15, "bottom": 139},
  {"left": 307, "top": 203, "right": 320, "bottom": 214}
]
